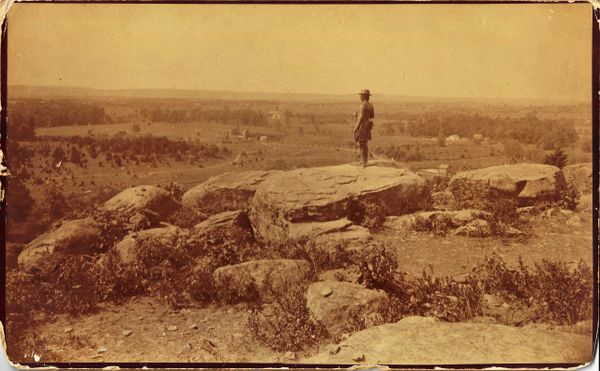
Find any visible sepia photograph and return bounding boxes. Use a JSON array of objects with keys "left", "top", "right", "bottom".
[{"left": 1, "top": 1, "right": 597, "bottom": 367}]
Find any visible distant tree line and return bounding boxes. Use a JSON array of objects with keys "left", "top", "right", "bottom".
[
  {"left": 8, "top": 99, "right": 110, "bottom": 139},
  {"left": 139, "top": 107, "right": 268, "bottom": 126},
  {"left": 400, "top": 112, "right": 578, "bottom": 150},
  {"left": 43, "top": 134, "right": 228, "bottom": 167}
]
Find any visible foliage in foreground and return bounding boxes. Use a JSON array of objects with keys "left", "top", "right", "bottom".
[
  {"left": 357, "top": 244, "right": 593, "bottom": 326},
  {"left": 247, "top": 284, "right": 329, "bottom": 352},
  {"left": 357, "top": 244, "right": 484, "bottom": 323}
]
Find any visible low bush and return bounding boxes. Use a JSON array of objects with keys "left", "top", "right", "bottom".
[
  {"left": 557, "top": 183, "right": 580, "bottom": 211},
  {"left": 413, "top": 214, "right": 455, "bottom": 236},
  {"left": 270, "top": 239, "right": 353, "bottom": 274},
  {"left": 408, "top": 270, "right": 483, "bottom": 322},
  {"left": 469, "top": 255, "right": 593, "bottom": 325},
  {"left": 482, "top": 198, "right": 531, "bottom": 238},
  {"left": 248, "top": 284, "right": 329, "bottom": 352},
  {"left": 357, "top": 244, "right": 483, "bottom": 323},
  {"left": 166, "top": 208, "right": 207, "bottom": 229},
  {"left": 213, "top": 271, "right": 261, "bottom": 305}
]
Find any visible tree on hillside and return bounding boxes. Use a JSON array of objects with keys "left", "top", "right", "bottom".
[
  {"left": 70, "top": 147, "right": 82, "bottom": 165},
  {"left": 544, "top": 148, "right": 568, "bottom": 169},
  {"left": 52, "top": 146, "right": 65, "bottom": 164}
]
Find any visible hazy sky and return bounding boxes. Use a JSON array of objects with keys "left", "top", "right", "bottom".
[{"left": 8, "top": 3, "right": 592, "bottom": 100}]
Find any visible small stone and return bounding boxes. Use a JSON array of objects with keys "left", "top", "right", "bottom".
[
  {"left": 353, "top": 354, "right": 366, "bottom": 362},
  {"left": 188, "top": 323, "right": 198, "bottom": 330},
  {"left": 284, "top": 351, "right": 296, "bottom": 360},
  {"left": 167, "top": 325, "right": 178, "bottom": 331},
  {"left": 122, "top": 330, "right": 133, "bottom": 337},
  {"left": 201, "top": 337, "right": 216, "bottom": 349},
  {"left": 320, "top": 287, "right": 333, "bottom": 297},
  {"left": 329, "top": 345, "right": 341, "bottom": 355},
  {"left": 63, "top": 327, "right": 73, "bottom": 334},
  {"left": 137, "top": 316, "right": 144, "bottom": 320},
  {"left": 97, "top": 346, "right": 108, "bottom": 354}
]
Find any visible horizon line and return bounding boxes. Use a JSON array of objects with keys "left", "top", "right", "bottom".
[{"left": 8, "top": 84, "right": 590, "bottom": 104}]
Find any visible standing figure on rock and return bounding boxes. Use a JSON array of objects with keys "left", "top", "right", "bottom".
[{"left": 353, "top": 89, "right": 375, "bottom": 166}]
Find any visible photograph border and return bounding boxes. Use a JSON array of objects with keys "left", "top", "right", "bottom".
[{"left": 0, "top": 1, "right": 597, "bottom": 369}]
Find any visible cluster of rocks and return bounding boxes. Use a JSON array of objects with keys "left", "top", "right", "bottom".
[{"left": 15, "top": 161, "right": 593, "bottom": 346}]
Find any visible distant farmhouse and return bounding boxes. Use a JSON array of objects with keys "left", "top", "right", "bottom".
[
  {"left": 446, "top": 134, "right": 460, "bottom": 143},
  {"left": 269, "top": 110, "right": 281, "bottom": 120}
]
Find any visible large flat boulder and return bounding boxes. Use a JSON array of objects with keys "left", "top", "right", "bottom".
[
  {"left": 102, "top": 185, "right": 180, "bottom": 221},
  {"left": 250, "top": 163, "right": 429, "bottom": 243},
  {"left": 212, "top": 259, "right": 312, "bottom": 303},
  {"left": 306, "top": 281, "right": 390, "bottom": 338},
  {"left": 114, "top": 225, "right": 187, "bottom": 265},
  {"left": 182, "top": 170, "right": 278, "bottom": 215},
  {"left": 18, "top": 218, "right": 101, "bottom": 275},
  {"left": 304, "top": 316, "right": 592, "bottom": 364},
  {"left": 562, "top": 163, "right": 592, "bottom": 195},
  {"left": 449, "top": 164, "right": 563, "bottom": 206}
]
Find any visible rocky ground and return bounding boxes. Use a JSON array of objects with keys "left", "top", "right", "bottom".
[{"left": 7, "top": 161, "right": 595, "bottom": 365}]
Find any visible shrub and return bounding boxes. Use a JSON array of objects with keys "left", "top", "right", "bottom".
[
  {"left": 213, "top": 271, "right": 261, "bottom": 305},
  {"left": 469, "top": 255, "right": 530, "bottom": 299},
  {"left": 357, "top": 244, "right": 401, "bottom": 293},
  {"left": 270, "top": 239, "right": 352, "bottom": 274},
  {"left": 408, "top": 270, "right": 483, "bottom": 322},
  {"left": 557, "top": 183, "right": 580, "bottom": 211},
  {"left": 528, "top": 260, "right": 592, "bottom": 325},
  {"left": 160, "top": 181, "right": 184, "bottom": 201},
  {"left": 248, "top": 284, "right": 329, "bottom": 352},
  {"left": 166, "top": 208, "right": 207, "bottom": 229},
  {"left": 413, "top": 214, "right": 454, "bottom": 236},
  {"left": 470, "top": 255, "right": 593, "bottom": 325},
  {"left": 357, "top": 244, "right": 483, "bottom": 322},
  {"left": 544, "top": 148, "right": 568, "bottom": 169}
]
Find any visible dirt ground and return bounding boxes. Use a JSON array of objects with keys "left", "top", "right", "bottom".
[{"left": 10, "top": 207, "right": 594, "bottom": 364}]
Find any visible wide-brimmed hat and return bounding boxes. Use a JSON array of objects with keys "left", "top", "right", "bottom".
[{"left": 359, "top": 89, "right": 371, "bottom": 96}]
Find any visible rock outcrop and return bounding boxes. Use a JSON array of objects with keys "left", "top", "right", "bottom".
[
  {"left": 304, "top": 316, "right": 592, "bottom": 364},
  {"left": 449, "top": 164, "right": 563, "bottom": 206},
  {"left": 182, "top": 170, "right": 277, "bottom": 215},
  {"left": 384, "top": 209, "right": 490, "bottom": 232},
  {"left": 114, "top": 225, "right": 187, "bottom": 265},
  {"left": 305, "top": 281, "right": 389, "bottom": 338},
  {"left": 562, "top": 163, "right": 593, "bottom": 195},
  {"left": 102, "top": 185, "right": 180, "bottom": 221},
  {"left": 212, "top": 259, "right": 312, "bottom": 303},
  {"left": 191, "top": 210, "right": 254, "bottom": 245},
  {"left": 18, "top": 218, "right": 101, "bottom": 275},
  {"left": 251, "top": 163, "right": 429, "bottom": 243}
]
